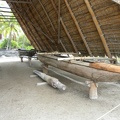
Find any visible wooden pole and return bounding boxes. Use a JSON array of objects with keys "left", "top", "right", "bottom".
[
  {"left": 84, "top": 0, "right": 112, "bottom": 58},
  {"left": 58, "top": 0, "right": 61, "bottom": 43},
  {"left": 64, "top": 0, "right": 92, "bottom": 56},
  {"left": 50, "top": 0, "right": 78, "bottom": 52}
]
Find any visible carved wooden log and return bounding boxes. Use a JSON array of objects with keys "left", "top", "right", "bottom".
[
  {"left": 37, "top": 54, "right": 120, "bottom": 82},
  {"left": 90, "top": 62, "right": 120, "bottom": 73},
  {"left": 33, "top": 70, "right": 66, "bottom": 90}
]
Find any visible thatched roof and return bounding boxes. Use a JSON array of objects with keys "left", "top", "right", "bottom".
[{"left": 6, "top": 0, "right": 120, "bottom": 57}]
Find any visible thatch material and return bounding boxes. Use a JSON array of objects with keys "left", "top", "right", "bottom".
[{"left": 7, "top": 0, "right": 120, "bottom": 57}]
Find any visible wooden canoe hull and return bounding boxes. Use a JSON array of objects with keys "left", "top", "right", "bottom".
[{"left": 38, "top": 54, "right": 120, "bottom": 82}]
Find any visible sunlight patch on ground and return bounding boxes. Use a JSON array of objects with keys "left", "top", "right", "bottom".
[{"left": 0, "top": 56, "right": 28, "bottom": 63}]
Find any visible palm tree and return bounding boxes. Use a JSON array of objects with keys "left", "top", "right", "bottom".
[
  {"left": 0, "top": 13, "right": 21, "bottom": 50},
  {"left": 2, "top": 21, "right": 20, "bottom": 49}
]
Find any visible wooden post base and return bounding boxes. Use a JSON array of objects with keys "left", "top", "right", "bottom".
[
  {"left": 20, "top": 57, "right": 23, "bottom": 62},
  {"left": 28, "top": 57, "right": 31, "bottom": 66},
  {"left": 89, "top": 81, "right": 98, "bottom": 99}
]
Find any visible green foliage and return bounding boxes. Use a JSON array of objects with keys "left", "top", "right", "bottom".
[
  {"left": 17, "top": 34, "right": 34, "bottom": 50},
  {"left": 11, "top": 40, "right": 19, "bottom": 48},
  {"left": 0, "top": 11, "right": 34, "bottom": 50},
  {"left": 0, "top": 39, "right": 8, "bottom": 49},
  {"left": 25, "top": 46, "right": 34, "bottom": 50}
]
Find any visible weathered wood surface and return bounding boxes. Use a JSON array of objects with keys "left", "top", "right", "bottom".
[
  {"left": 90, "top": 62, "right": 120, "bottom": 73},
  {"left": 37, "top": 54, "right": 120, "bottom": 82},
  {"left": 33, "top": 70, "right": 66, "bottom": 90}
]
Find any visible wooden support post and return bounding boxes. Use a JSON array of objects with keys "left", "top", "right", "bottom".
[
  {"left": 84, "top": 0, "right": 112, "bottom": 58},
  {"left": 87, "top": 81, "right": 98, "bottom": 99},
  {"left": 28, "top": 57, "right": 31, "bottom": 66},
  {"left": 20, "top": 57, "right": 23, "bottom": 62},
  {"left": 64, "top": 0, "right": 92, "bottom": 56}
]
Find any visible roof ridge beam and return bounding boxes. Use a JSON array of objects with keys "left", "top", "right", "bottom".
[
  {"left": 84, "top": 0, "right": 112, "bottom": 58},
  {"left": 64, "top": 0, "right": 92, "bottom": 56}
]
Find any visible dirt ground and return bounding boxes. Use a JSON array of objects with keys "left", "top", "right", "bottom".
[{"left": 0, "top": 56, "right": 120, "bottom": 120}]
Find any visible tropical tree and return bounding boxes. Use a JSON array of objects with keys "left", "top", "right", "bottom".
[
  {"left": 0, "top": 2, "right": 34, "bottom": 50},
  {"left": 1, "top": 19, "right": 20, "bottom": 50}
]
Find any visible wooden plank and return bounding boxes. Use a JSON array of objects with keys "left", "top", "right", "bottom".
[
  {"left": 84, "top": 0, "right": 112, "bottom": 58},
  {"left": 64, "top": 0, "right": 92, "bottom": 56},
  {"left": 50, "top": 0, "right": 78, "bottom": 53}
]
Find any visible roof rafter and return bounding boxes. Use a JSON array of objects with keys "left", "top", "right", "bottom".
[
  {"left": 24, "top": 4, "right": 51, "bottom": 51},
  {"left": 38, "top": 0, "right": 56, "bottom": 32},
  {"left": 64, "top": 0, "right": 92, "bottom": 56},
  {"left": 31, "top": 1, "right": 61, "bottom": 51},
  {"left": 50, "top": 0, "right": 78, "bottom": 53},
  {"left": 31, "top": 1, "right": 54, "bottom": 43},
  {"left": 84, "top": 0, "right": 112, "bottom": 58},
  {"left": 16, "top": 4, "right": 46, "bottom": 50}
]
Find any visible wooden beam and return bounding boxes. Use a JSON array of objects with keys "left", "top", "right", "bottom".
[
  {"left": 31, "top": 0, "right": 67, "bottom": 52},
  {"left": 58, "top": 0, "right": 61, "bottom": 43},
  {"left": 50, "top": 0, "right": 78, "bottom": 53},
  {"left": 38, "top": 0, "right": 56, "bottom": 32},
  {"left": 0, "top": 18, "right": 16, "bottom": 19},
  {"left": 31, "top": 1, "right": 54, "bottom": 43},
  {"left": 33, "top": 70, "right": 66, "bottom": 90},
  {"left": 84, "top": 0, "right": 112, "bottom": 58},
  {"left": 30, "top": 2, "right": 60, "bottom": 51},
  {"left": 57, "top": 0, "right": 67, "bottom": 52},
  {"left": 3, "top": 0, "right": 32, "bottom": 4},
  {"left": 26, "top": 5, "right": 53, "bottom": 51},
  {"left": 64, "top": 0, "right": 92, "bottom": 56}
]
